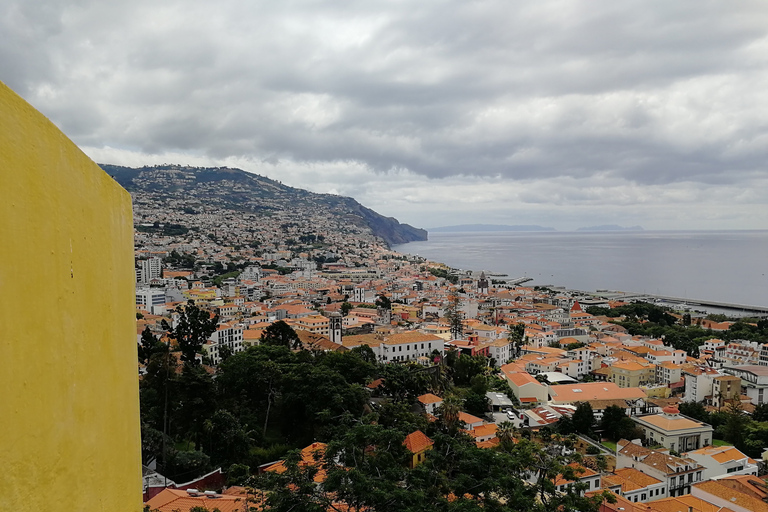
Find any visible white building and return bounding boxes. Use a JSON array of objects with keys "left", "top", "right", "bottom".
[
  {"left": 683, "top": 445, "right": 759, "bottom": 481},
  {"left": 682, "top": 365, "right": 722, "bottom": 403},
  {"left": 206, "top": 322, "right": 244, "bottom": 364},
  {"left": 136, "top": 286, "right": 166, "bottom": 313},
  {"left": 723, "top": 365, "right": 768, "bottom": 405},
  {"left": 616, "top": 440, "right": 705, "bottom": 498},
  {"left": 631, "top": 405, "right": 713, "bottom": 452},
  {"left": 138, "top": 257, "right": 163, "bottom": 284}
]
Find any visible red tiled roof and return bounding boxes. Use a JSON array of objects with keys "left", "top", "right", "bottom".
[{"left": 403, "top": 430, "right": 434, "bottom": 453}]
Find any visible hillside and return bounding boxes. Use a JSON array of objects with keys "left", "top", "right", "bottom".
[{"left": 102, "top": 164, "right": 427, "bottom": 247}]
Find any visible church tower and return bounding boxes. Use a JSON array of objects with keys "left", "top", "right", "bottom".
[
  {"left": 329, "top": 312, "right": 343, "bottom": 344},
  {"left": 477, "top": 272, "right": 489, "bottom": 294}
]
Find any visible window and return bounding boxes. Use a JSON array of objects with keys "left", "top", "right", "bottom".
[
  {"left": 641, "top": 493, "right": 646, "bottom": 501},
  {"left": 661, "top": 488, "right": 665, "bottom": 494}
]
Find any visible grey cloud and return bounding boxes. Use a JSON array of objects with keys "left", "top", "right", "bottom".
[{"left": 2, "top": 0, "right": 768, "bottom": 191}]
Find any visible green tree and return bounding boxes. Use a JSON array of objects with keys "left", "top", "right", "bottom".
[
  {"left": 451, "top": 354, "right": 488, "bottom": 387},
  {"left": 470, "top": 374, "right": 489, "bottom": 395},
  {"left": 599, "top": 405, "right": 640, "bottom": 442},
  {"left": 572, "top": 402, "right": 596, "bottom": 438},
  {"left": 719, "top": 401, "right": 748, "bottom": 447},
  {"left": 496, "top": 421, "right": 517, "bottom": 451},
  {"left": 340, "top": 301, "right": 353, "bottom": 316},
  {"left": 678, "top": 401, "right": 710, "bottom": 423},
  {"left": 445, "top": 292, "right": 464, "bottom": 339},
  {"left": 752, "top": 403, "right": 768, "bottom": 422},
  {"left": 200, "top": 409, "right": 254, "bottom": 469},
  {"left": 380, "top": 363, "right": 430, "bottom": 404},
  {"left": 138, "top": 326, "right": 164, "bottom": 365},
  {"left": 260, "top": 320, "right": 301, "bottom": 349},
  {"left": 375, "top": 294, "right": 391, "bottom": 309},
  {"left": 162, "top": 300, "right": 219, "bottom": 365},
  {"left": 464, "top": 391, "right": 491, "bottom": 417}
]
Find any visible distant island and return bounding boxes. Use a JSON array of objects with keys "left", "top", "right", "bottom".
[
  {"left": 576, "top": 224, "right": 644, "bottom": 232},
  {"left": 429, "top": 224, "right": 556, "bottom": 232}
]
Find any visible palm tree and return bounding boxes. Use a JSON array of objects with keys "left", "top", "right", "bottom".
[
  {"left": 497, "top": 421, "right": 517, "bottom": 450},
  {"left": 439, "top": 394, "right": 462, "bottom": 432}
]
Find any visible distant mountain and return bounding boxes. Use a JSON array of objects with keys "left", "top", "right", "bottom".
[
  {"left": 576, "top": 224, "right": 644, "bottom": 232},
  {"left": 429, "top": 224, "right": 556, "bottom": 232},
  {"left": 101, "top": 164, "right": 427, "bottom": 247}
]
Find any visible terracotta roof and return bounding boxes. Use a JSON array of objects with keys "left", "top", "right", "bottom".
[
  {"left": 417, "top": 393, "right": 443, "bottom": 405},
  {"left": 458, "top": 411, "right": 484, "bottom": 425},
  {"left": 549, "top": 382, "right": 646, "bottom": 403},
  {"left": 585, "top": 399, "right": 628, "bottom": 410},
  {"left": 611, "top": 467, "right": 662, "bottom": 490},
  {"left": 553, "top": 463, "right": 597, "bottom": 486},
  {"left": 468, "top": 423, "right": 497, "bottom": 439},
  {"left": 650, "top": 495, "right": 735, "bottom": 512},
  {"left": 617, "top": 440, "right": 701, "bottom": 475},
  {"left": 264, "top": 442, "right": 327, "bottom": 483},
  {"left": 635, "top": 412, "right": 709, "bottom": 432},
  {"left": 403, "top": 430, "right": 434, "bottom": 454},
  {"left": 685, "top": 445, "right": 748, "bottom": 464},
  {"left": 476, "top": 437, "right": 501, "bottom": 449},
  {"left": 693, "top": 479, "right": 768, "bottom": 512},
  {"left": 144, "top": 488, "right": 254, "bottom": 511}
]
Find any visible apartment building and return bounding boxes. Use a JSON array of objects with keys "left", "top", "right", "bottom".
[
  {"left": 609, "top": 360, "right": 657, "bottom": 388},
  {"left": 617, "top": 440, "right": 704, "bottom": 498},
  {"left": 723, "top": 365, "right": 768, "bottom": 405}
]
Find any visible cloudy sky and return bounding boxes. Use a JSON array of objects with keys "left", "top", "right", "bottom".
[{"left": 3, "top": 0, "right": 768, "bottom": 230}]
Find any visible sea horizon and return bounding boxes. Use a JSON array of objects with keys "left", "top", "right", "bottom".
[{"left": 395, "top": 229, "right": 768, "bottom": 311}]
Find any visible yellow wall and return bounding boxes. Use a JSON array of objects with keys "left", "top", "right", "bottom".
[{"left": 0, "top": 81, "right": 141, "bottom": 510}]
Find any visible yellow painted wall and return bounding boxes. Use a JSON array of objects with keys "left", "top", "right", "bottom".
[{"left": 0, "top": 81, "right": 141, "bottom": 510}]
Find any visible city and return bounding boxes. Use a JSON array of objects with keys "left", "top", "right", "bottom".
[{"left": 132, "top": 171, "right": 768, "bottom": 512}]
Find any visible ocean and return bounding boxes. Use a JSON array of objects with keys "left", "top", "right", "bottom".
[{"left": 394, "top": 230, "right": 768, "bottom": 309}]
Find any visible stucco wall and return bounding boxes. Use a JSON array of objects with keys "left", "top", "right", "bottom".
[{"left": 0, "top": 81, "right": 141, "bottom": 510}]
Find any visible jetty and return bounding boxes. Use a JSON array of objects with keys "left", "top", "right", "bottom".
[{"left": 589, "top": 291, "right": 768, "bottom": 316}]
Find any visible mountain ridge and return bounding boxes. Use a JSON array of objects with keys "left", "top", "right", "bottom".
[{"left": 101, "top": 164, "right": 427, "bottom": 247}]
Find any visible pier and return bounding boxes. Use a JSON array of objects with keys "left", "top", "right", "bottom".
[{"left": 590, "top": 291, "right": 768, "bottom": 315}]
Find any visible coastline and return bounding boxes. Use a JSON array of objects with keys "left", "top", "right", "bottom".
[{"left": 394, "top": 230, "right": 768, "bottom": 315}]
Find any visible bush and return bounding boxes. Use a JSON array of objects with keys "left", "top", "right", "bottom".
[{"left": 586, "top": 445, "right": 600, "bottom": 455}]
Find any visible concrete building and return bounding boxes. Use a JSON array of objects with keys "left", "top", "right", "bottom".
[
  {"left": 136, "top": 286, "right": 167, "bottom": 313},
  {"left": 711, "top": 374, "right": 742, "bottom": 409},
  {"left": 682, "top": 365, "right": 722, "bottom": 403},
  {"left": 723, "top": 365, "right": 768, "bottom": 405},
  {"left": 683, "top": 445, "right": 759, "bottom": 481},
  {"left": 609, "top": 360, "right": 657, "bottom": 388},
  {"left": 631, "top": 405, "right": 713, "bottom": 452},
  {"left": 602, "top": 467, "right": 666, "bottom": 504},
  {"left": 616, "top": 440, "right": 704, "bottom": 498}
]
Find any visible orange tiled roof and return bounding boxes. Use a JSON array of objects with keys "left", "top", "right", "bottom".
[
  {"left": 693, "top": 479, "right": 768, "bottom": 512},
  {"left": 264, "top": 442, "right": 327, "bottom": 483},
  {"left": 144, "top": 488, "right": 254, "bottom": 511},
  {"left": 403, "top": 430, "right": 434, "bottom": 454},
  {"left": 417, "top": 393, "right": 443, "bottom": 405}
]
